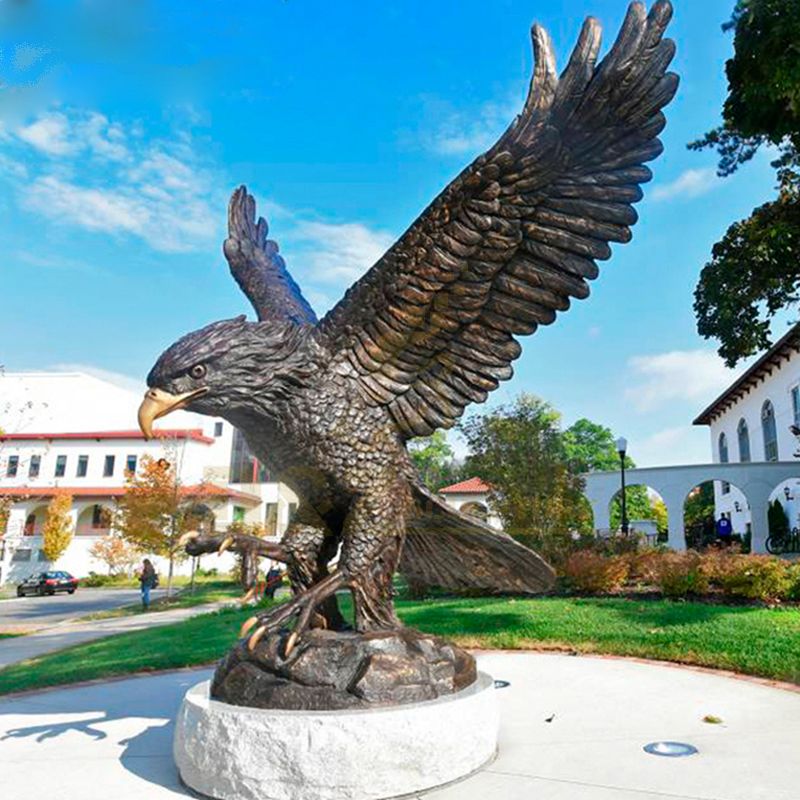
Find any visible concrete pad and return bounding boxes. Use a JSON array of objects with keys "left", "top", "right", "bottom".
[{"left": 0, "top": 653, "right": 798, "bottom": 799}]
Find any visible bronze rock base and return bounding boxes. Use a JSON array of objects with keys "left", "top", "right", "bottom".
[{"left": 211, "top": 627, "right": 477, "bottom": 711}]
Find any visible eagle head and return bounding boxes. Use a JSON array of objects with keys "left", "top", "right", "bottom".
[{"left": 138, "top": 315, "right": 310, "bottom": 437}]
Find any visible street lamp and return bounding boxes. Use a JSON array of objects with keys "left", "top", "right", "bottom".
[{"left": 616, "top": 436, "right": 629, "bottom": 535}]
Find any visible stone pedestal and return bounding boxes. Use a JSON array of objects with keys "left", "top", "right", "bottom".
[{"left": 173, "top": 673, "right": 498, "bottom": 800}]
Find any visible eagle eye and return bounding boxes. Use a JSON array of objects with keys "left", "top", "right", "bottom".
[{"left": 190, "top": 364, "right": 207, "bottom": 380}]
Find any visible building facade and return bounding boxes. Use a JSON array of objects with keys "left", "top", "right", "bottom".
[
  {"left": 0, "top": 372, "right": 297, "bottom": 585},
  {"left": 439, "top": 477, "right": 502, "bottom": 530},
  {"left": 694, "top": 323, "right": 800, "bottom": 540}
]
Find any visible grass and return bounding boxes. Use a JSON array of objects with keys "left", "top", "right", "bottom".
[
  {"left": 78, "top": 579, "right": 243, "bottom": 621},
  {"left": 1, "top": 596, "right": 799, "bottom": 696},
  {"left": 0, "top": 633, "right": 23, "bottom": 640}
]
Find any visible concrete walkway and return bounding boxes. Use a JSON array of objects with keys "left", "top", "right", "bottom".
[
  {"left": 0, "top": 600, "right": 233, "bottom": 668},
  {"left": 1, "top": 652, "right": 798, "bottom": 799}
]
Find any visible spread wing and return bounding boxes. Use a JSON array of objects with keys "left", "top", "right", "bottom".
[
  {"left": 315, "top": 2, "right": 677, "bottom": 437},
  {"left": 224, "top": 186, "right": 317, "bottom": 325}
]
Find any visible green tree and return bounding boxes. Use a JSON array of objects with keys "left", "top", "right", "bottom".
[
  {"left": 408, "top": 430, "right": 462, "bottom": 491},
  {"left": 563, "top": 418, "right": 634, "bottom": 473},
  {"left": 768, "top": 498, "right": 790, "bottom": 537},
  {"left": 691, "top": 0, "right": 800, "bottom": 365},
  {"left": 459, "top": 394, "right": 588, "bottom": 544}
]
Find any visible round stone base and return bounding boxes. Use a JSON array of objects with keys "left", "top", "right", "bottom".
[{"left": 173, "top": 673, "right": 498, "bottom": 800}]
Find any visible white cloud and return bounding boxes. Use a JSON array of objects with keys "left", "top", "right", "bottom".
[
  {"left": 289, "top": 220, "right": 395, "bottom": 283},
  {"left": 413, "top": 95, "right": 518, "bottom": 157},
  {"left": 652, "top": 167, "right": 720, "bottom": 201},
  {"left": 624, "top": 349, "right": 736, "bottom": 414},
  {"left": 17, "top": 111, "right": 75, "bottom": 155},
  {"left": 630, "top": 425, "right": 712, "bottom": 468},
  {"left": 10, "top": 107, "right": 220, "bottom": 253}
]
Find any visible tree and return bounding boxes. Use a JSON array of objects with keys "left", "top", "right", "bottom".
[
  {"left": 408, "top": 431, "right": 462, "bottom": 491},
  {"left": 89, "top": 533, "right": 140, "bottom": 575},
  {"left": 41, "top": 491, "right": 74, "bottom": 562},
  {"left": 116, "top": 454, "right": 215, "bottom": 595},
  {"left": 691, "top": 1, "right": 800, "bottom": 365},
  {"left": 768, "top": 498, "right": 790, "bottom": 537},
  {"left": 459, "top": 394, "right": 587, "bottom": 544}
]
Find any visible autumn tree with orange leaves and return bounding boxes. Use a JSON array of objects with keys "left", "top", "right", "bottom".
[
  {"left": 41, "top": 491, "right": 74, "bottom": 562},
  {"left": 116, "top": 454, "right": 216, "bottom": 595}
]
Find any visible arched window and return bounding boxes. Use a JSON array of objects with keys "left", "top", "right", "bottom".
[
  {"left": 738, "top": 418, "right": 751, "bottom": 462},
  {"left": 762, "top": 400, "right": 778, "bottom": 461},
  {"left": 718, "top": 433, "right": 730, "bottom": 494},
  {"left": 24, "top": 513, "right": 35, "bottom": 536}
]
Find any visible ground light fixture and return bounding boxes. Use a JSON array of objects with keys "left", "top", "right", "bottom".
[{"left": 643, "top": 741, "right": 699, "bottom": 758}]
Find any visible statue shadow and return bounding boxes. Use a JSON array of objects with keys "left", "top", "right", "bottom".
[{"left": 0, "top": 670, "right": 211, "bottom": 795}]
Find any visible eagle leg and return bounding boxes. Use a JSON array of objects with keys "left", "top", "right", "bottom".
[
  {"left": 283, "top": 519, "right": 347, "bottom": 631},
  {"left": 244, "top": 570, "right": 349, "bottom": 656}
]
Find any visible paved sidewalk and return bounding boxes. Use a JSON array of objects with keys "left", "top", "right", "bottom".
[
  {"left": 1, "top": 652, "right": 798, "bottom": 799},
  {"left": 0, "top": 600, "right": 234, "bottom": 668}
]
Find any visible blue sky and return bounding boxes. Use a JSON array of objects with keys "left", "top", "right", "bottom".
[{"left": 0, "top": 1, "right": 781, "bottom": 465}]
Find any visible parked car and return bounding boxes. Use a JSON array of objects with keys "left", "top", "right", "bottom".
[{"left": 16, "top": 571, "right": 79, "bottom": 597}]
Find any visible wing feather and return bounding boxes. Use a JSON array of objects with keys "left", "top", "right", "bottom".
[{"left": 317, "top": 2, "right": 677, "bottom": 436}]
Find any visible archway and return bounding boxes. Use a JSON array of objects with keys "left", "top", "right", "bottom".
[
  {"left": 23, "top": 505, "right": 49, "bottom": 536},
  {"left": 765, "top": 478, "right": 800, "bottom": 554},
  {"left": 607, "top": 485, "right": 667, "bottom": 544},
  {"left": 76, "top": 504, "right": 114, "bottom": 536},
  {"left": 459, "top": 501, "right": 489, "bottom": 522},
  {"left": 683, "top": 479, "right": 750, "bottom": 551}
]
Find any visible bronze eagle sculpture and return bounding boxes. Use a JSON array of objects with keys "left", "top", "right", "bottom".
[{"left": 138, "top": 2, "right": 677, "bottom": 656}]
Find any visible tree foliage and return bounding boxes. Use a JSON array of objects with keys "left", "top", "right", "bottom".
[
  {"left": 89, "top": 533, "right": 140, "bottom": 575},
  {"left": 692, "top": 0, "right": 800, "bottom": 365},
  {"left": 459, "top": 395, "right": 588, "bottom": 542},
  {"left": 116, "top": 455, "right": 215, "bottom": 594},
  {"left": 408, "top": 431, "right": 462, "bottom": 491},
  {"left": 41, "top": 491, "right": 74, "bottom": 562}
]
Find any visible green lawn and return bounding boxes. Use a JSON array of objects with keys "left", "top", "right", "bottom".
[
  {"left": 1, "top": 596, "right": 799, "bottom": 696},
  {"left": 79, "top": 579, "right": 243, "bottom": 621}
]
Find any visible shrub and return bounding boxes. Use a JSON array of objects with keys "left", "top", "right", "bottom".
[
  {"left": 787, "top": 563, "right": 800, "bottom": 600},
  {"left": 563, "top": 551, "right": 629, "bottom": 593},
  {"left": 626, "top": 548, "right": 666, "bottom": 584},
  {"left": 715, "top": 555, "right": 791, "bottom": 601},
  {"left": 654, "top": 552, "right": 710, "bottom": 598},
  {"left": 80, "top": 571, "right": 115, "bottom": 587}
]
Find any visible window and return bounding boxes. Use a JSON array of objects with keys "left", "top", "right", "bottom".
[
  {"left": 288, "top": 502, "right": 298, "bottom": 523},
  {"left": 738, "top": 418, "right": 751, "bottom": 462},
  {"left": 54, "top": 455, "right": 67, "bottom": 477},
  {"left": 214, "top": 422, "right": 224, "bottom": 437},
  {"left": 24, "top": 513, "right": 36, "bottom": 536},
  {"left": 28, "top": 455, "right": 41, "bottom": 478},
  {"left": 762, "top": 400, "right": 779, "bottom": 461},
  {"left": 76, "top": 455, "right": 88, "bottom": 477},
  {"left": 264, "top": 503, "right": 278, "bottom": 536},
  {"left": 233, "top": 506, "right": 246, "bottom": 523},
  {"left": 793, "top": 386, "right": 800, "bottom": 427},
  {"left": 229, "top": 428, "right": 269, "bottom": 483},
  {"left": 6, "top": 455, "right": 18, "bottom": 477},
  {"left": 37, "top": 549, "right": 49, "bottom": 562},
  {"left": 103, "top": 455, "right": 115, "bottom": 477},
  {"left": 718, "top": 433, "right": 730, "bottom": 494},
  {"left": 12, "top": 549, "right": 32, "bottom": 562},
  {"left": 126, "top": 455, "right": 137, "bottom": 475}
]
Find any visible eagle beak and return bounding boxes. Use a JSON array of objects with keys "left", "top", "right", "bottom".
[{"left": 137, "top": 387, "right": 209, "bottom": 439}]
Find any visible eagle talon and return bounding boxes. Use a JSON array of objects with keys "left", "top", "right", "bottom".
[{"left": 218, "top": 536, "right": 235, "bottom": 556}]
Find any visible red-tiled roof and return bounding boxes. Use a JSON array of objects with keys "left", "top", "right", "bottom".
[
  {"left": 0, "top": 429, "right": 215, "bottom": 444},
  {"left": 439, "top": 477, "right": 491, "bottom": 494},
  {"left": 0, "top": 484, "right": 261, "bottom": 504}
]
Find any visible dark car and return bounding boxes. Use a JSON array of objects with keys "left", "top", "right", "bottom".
[{"left": 16, "top": 571, "right": 79, "bottom": 597}]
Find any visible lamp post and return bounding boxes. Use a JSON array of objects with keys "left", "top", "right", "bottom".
[{"left": 616, "top": 436, "right": 629, "bottom": 535}]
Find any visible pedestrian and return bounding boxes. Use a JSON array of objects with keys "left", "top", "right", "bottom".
[
  {"left": 139, "top": 558, "right": 157, "bottom": 610},
  {"left": 265, "top": 564, "right": 283, "bottom": 599}
]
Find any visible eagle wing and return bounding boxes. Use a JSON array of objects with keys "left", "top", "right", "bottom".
[
  {"left": 224, "top": 185, "right": 318, "bottom": 325},
  {"left": 315, "top": 2, "right": 677, "bottom": 437}
]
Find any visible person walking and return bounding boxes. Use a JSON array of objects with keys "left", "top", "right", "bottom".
[{"left": 139, "top": 558, "right": 157, "bottom": 610}]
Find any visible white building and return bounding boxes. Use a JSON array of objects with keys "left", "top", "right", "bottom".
[
  {"left": 439, "top": 477, "right": 502, "bottom": 530},
  {"left": 0, "top": 372, "right": 298, "bottom": 585},
  {"left": 694, "top": 323, "right": 800, "bottom": 540}
]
